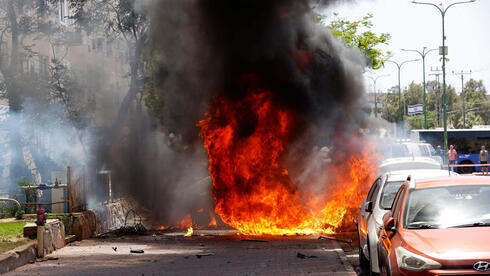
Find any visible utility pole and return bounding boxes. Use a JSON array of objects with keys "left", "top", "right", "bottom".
[
  {"left": 401, "top": 47, "right": 437, "bottom": 129},
  {"left": 452, "top": 70, "right": 472, "bottom": 128},
  {"left": 367, "top": 74, "right": 390, "bottom": 118},
  {"left": 412, "top": 0, "right": 477, "bottom": 161},
  {"left": 385, "top": 59, "right": 419, "bottom": 128},
  {"left": 429, "top": 67, "right": 442, "bottom": 127}
]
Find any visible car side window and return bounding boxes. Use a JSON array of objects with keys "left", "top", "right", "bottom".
[
  {"left": 366, "top": 178, "right": 381, "bottom": 202},
  {"left": 392, "top": 186, "right": 406, "bottom": 225},
  {"left": 418, "top": 145, "right": 430, "bottom": 157}
]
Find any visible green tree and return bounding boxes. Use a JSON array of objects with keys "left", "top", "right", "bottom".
[
  {"left": 381, "top": 81, "right": 461, "bottom": 129},
  {"left": 425, "top": 80, "right": 458, "bottom": 128},
  {"left": 403, "top": 82, "right": 423, "bottom": 106},
  {"left": 318, "top": 13, "right": 391, "bottom": 69},
  {"left": 381, "top": 86, "right": 399, "bottom": 123},
  {"left": 402, "top": 82, "right": 424, "bottom": 129},
  {"left": 456, "top": 79, "right": 489, "bottom": 128}
]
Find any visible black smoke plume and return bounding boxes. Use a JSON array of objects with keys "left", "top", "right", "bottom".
[{"left": 107, "top": 0, "right": 368, "bottom": 226}]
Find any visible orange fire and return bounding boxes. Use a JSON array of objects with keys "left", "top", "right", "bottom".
[
  {"left": 175, "top": 214, "right": 192, "bottom": 229},
  {"left": 184, "top": 227, "right": 194, "bottom": 237},
  {"left": 198, "top": 82, "right": 379, "bottom": 235},
  {"left": 208, "top": 212, "right": 217, "bottom": 228}
]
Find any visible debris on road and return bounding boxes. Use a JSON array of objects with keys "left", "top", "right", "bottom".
[
  {"left": 240, "top": 239, "right": 268, "bottom": 242},
  {"left": 112, "top": 246, "right": 117, "bottom": 252},
  {"left": 130, "top": 249, "right": 145, "bottom": 254},
  {"left": 296, "top": 252, "right": 319, "bottom": 259},
  {"left": 318, "top": 236, "right": 352, "bottom": 243},
  {"left": 98, "top": 224, "right": 148, "bottom": 238},
  {"left": 196, "top": 252, "right": 215, "bottom": 258}
]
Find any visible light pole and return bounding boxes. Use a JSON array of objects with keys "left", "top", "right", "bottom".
[
  {"left": 385, "top": 59, "right": 419, "bottom": 124},
  {"left": 412, "top": 0, "right": 477, "bottom": 156},
  {"left": 367, "top": 74, "right": 390, "bottom": 118},
  {"left": 401, "top": 47, "right": 437, "bottom": 129}
]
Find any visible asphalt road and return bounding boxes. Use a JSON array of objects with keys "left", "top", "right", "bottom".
[{"left": 9, "top": 230, "right": 357, "bottom": 276}]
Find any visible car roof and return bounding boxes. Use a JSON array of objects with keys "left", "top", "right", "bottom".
[
  {"left": 380, "top": 157, "right": 439, "bottom": 166},
  {"left": 413, "top": 176, "right": 490, "bottom": 189},
  {"left": 401, "top": 142, "right": 430, "bottom": 145},
  {"left": 386, "top": 169, "right": 456, "bottom": 182}
]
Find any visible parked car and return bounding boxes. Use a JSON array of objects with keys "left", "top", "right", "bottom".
[
  {"left": 377, "top": 176, "right": 490, "bottom": 276},
  {"left": 378, "top": 157, "right": 443, "bottom": 175},
  {"left": 358, "top": 169, "right": 458, "bottom": 275},
  {"left": 384, "top": 142, "right": 443, "bottom": 164}
]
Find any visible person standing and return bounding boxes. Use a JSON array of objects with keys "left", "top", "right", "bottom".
[
  {"left": 480, "top": 145, "right": 488, "bottom": 175},
  {"left": 448, "top": 145, "right": 457, "bottom": 172},
  {"left": 436, "top": 145, "right": 444, "bottom": 160}
]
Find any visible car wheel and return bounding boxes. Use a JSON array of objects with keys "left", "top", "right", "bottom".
[
  {"left": 378, "top": 251, "right": 390, "bottom": 276},
  {"left": 458, "top": 160, "right": 475, "bottom": 174},
  {"left": 358, "top": 230, "right": 369, "bottom": 269}
]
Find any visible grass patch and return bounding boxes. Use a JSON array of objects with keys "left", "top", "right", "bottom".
[
  {"left": 0, "top": 239, "right": 30, "bottom": 254},
  {"left": 0, "top": 222, "right": 33, "bottom": 254},
  {"left": 0, "top": 222, "right": 27, "bottom": 239}
]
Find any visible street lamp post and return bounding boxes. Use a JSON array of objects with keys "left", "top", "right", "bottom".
[
  {"left": 367, "top": 74, "right": 390, "bottom": 118},
  {"left": 412, "top": 0, "right": 477, "bottom": 157},
  {"left": 385, "top": 59, "right": 419, "bottom": 125},
  {"left": 401, "top": 47, "right": 437, "bottom": 129}
]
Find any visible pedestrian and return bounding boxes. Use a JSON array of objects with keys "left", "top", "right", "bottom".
[
  {"left": 436, "top": 145, "right": 444, "bottom": 160},
  {"left": 448, "top": 145, "right": 457, "bottom": 172},
  {"left": 479, "top": 145, "right": 488, "bottom": 176}
]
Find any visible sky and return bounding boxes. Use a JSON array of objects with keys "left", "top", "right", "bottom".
[{"left": 321, "top": 0, "right": 490, "bottom": 96}]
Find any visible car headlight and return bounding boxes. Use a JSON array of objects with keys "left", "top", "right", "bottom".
[{"left": 395, "top": 246, "right": 441, "bottom": 271}]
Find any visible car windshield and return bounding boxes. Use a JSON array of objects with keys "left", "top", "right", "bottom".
[
  {"left": 404, "top": 185, "right": 490, "bottom": 229},
  {"left": 391, "top": 144, "right": 408, "bottom": 158},
  {"left": 380, "top": 181, "right": 405, "bottom": 209}
]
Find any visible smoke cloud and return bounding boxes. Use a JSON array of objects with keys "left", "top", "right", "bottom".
[{"left": 107, "top": 0, "right": 374, "bottom": 228}]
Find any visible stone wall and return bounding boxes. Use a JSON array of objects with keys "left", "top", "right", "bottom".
[
  {"left": 42, "top": 220, "right": 66, "bottom": 255},
  {"left": 0, "top": 242, "right": 36, "bottom": 274}
]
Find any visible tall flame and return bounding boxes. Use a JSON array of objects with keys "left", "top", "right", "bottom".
[{"left": 199, "top": 84, "right": 379, "bottom": 235}]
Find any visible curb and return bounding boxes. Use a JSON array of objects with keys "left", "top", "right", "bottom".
[
  {"left": 332, "top": 240, "right": 356, "bottom": 275},
  {"left": 0, "top": 241, "right": 36, "bottom": 274}
]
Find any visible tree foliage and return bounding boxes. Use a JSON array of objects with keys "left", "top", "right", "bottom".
[
  {"left": 318, "top": 13, "right": 391, "bottom": 69},
  {"left": 381, "top": 79, "right": 489, "bottom": 129}
]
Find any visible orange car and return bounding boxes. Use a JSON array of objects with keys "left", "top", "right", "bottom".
[{"left": 377, "top": 176, "right": 490, "bottom": 275}]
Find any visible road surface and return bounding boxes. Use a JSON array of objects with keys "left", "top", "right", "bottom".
[{"left": 9, "top": 230, "right": 357, "bottom": 276}]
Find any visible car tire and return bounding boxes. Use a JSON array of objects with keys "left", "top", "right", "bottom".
[
  {"left": 358, "top": 230, "right": 369, "bottom": 269},
  {"left": 378, "top": 251, "right": 390, "bottom": 276},
  {"left": 458, "top": 160, "right": 475, "bottom": 174}
]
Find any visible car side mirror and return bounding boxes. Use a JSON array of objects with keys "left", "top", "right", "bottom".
[
  {"left": 364, "top": 201, "right": 373, "bottom": 213},
  {"left": 382, "top": 212, "right": 397, "bottom": 233}
]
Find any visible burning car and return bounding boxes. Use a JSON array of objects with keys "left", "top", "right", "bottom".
[
  {"left": 357, "top": 169, "right": 458, "bottom": 275},
  {"left": 377, "top": 176, "right": 490, "bottom": 275}
]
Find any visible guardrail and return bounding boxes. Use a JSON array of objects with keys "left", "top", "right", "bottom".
[{"left": 444, "top": 164, "right": 490, "bottom": 167}]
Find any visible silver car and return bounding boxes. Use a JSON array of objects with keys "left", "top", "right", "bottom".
[
  {"left": 357, "top": 169, "right": 458, "bottom": 275},
  {"left": 378, "top": 157, "right": 442, "bottom": 175}
]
